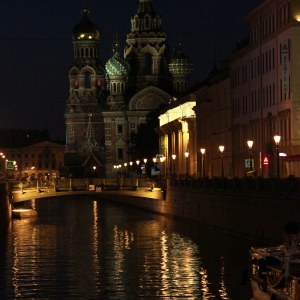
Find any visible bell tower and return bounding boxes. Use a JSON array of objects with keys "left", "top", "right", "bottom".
[
  {"left": 124, "top": 0, "right": 171, "bottom": 91},
  {"left": 64, "top": 8, "right": 105, "bottom": 176}
]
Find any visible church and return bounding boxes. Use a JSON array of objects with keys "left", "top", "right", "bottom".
[{"left": 63, "top": 0, "right": 193, "bottom": 178}]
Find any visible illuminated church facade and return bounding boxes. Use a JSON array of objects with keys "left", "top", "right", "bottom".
[{"left": 64, "top": 0, "right": 193, "bottom": 177}]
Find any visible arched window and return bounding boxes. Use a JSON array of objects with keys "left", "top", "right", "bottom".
[
  {"left": 74, "top": 76, "right": 79, "bottom": 88},
  {"left": 145, "top": 54, "right": 152, "bottom": 75},
  {"left": 85, "top": 72, "right": 91, "bottom": 88}
]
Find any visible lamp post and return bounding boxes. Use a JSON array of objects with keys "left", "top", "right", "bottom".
[
  {"left": 124, "top": 162, "right": 127, "bottom": 178},
  {"left": 130, "top": 161, "right": 133, "bottom": 178},
  {"left": 143, "top": 159, "right": 147, "bottom": 177},
  {"left": 1, "top": 154, "right": 5, "bottom": 180},
  {"left": 172, "top": 154, "right": 176, "bottom": 178},
  {"left": 200, "top": 148, "right": 205, "bottom": 178},
  {"left": 219, "top": 145, "right": 224, "bottom": 178},
  {"left": 274, "top": 133, "right": 281, "bottom": 178},
  {"left": 247, "top": 140, "right": 253, "bottom": 171},
  {"left": 136, "top": 160, "right": 140, "bottom": 178},
  {"left": 160, "top": 156, "right": 166, "bottom": 178},
  {"left": 184, "top": 151, "right": 189, "bottom": 177}
]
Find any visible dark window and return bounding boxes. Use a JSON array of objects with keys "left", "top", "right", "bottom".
[
  {"left": 85, "top": 72, "right": 91, "bottom": 88},
  {"left": 118, "top": 149, "right": 124, "bottom": 159},
  {"left": 117, "top": 125, "right": 123, "bottom": 134}
]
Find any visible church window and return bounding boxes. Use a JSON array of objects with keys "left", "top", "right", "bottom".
[
  {"left": 74, "top": 76, "right": 79, "bottom": 88},
  {"left": 118, "top": 148, "right": 124, "bottom": 159},
  {"left": 85, "top": 72, "right": 91, "bottom": 88},
  {"left": 145, "top": 54, "right": 152, "bottom": 74},
  {"left": 117, "top": 125, "right": 123, "bottom": 134}
]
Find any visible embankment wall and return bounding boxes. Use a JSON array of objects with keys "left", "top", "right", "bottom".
[
  {"left": 0, "top": 183, "right": 11, "bottom": 235},
  {"left": 99, "top": 177, "right": 300, "bottom": 243}
]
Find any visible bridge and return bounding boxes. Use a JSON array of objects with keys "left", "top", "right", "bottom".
[{"left": 9, "top": 178, "right": 166, "bottom": 204}]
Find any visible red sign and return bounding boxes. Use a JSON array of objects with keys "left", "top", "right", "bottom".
[{"left": 263, "top": 157, "right": 269, "bottom": 165}]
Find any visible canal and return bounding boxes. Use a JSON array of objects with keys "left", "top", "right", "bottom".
[{"left": 0, "top": 195, "right": 266, "bottom": 299}]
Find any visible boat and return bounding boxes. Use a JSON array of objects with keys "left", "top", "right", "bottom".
[
  {"left": 249, "top": 221, "right": 300, "bottom": 300},
  {"left": 12, "top": 207, "right": 37, "bottom": 218}
]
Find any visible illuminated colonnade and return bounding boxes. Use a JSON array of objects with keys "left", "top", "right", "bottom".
[{"left": 157, "top": 100, "right": 196, "bottom": 178}]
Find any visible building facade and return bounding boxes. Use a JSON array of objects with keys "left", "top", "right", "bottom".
[
  {"left": 1, "top": 141, "right": 65, "bottom": 180},
  {"left": 64, "top": 1, "right": 193, "bottom": 178},
  {"left": 230, "top": 0, "right": 300, "bottom": 178},
  {"left": 157, "top": 0, "right": 300, "bottom": 179}
]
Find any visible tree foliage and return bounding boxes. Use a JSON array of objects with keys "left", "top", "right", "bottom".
[{"left": 127, "top": 110, "right": 159, "bottom": 162}]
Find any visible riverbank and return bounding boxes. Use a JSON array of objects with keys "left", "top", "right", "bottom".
[
  {"left": 97, "top": 177, "right": 300, "bottom": 244},
  {"left": 0, "top": 182, "right": 11, "bottom": 235},
  {"left": 2, "top": 177, "right": 300, "bottom": 242}
]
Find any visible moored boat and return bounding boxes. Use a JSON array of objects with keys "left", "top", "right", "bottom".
[{"left": 249, "top": 221, "right": 300, "bottom": 300}]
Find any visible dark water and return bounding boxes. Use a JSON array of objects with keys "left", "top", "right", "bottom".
[{"left": 0, "top": 195, "right": 264, "bottom": 299}]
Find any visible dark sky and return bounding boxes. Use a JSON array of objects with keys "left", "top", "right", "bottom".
[{"left": 0, "top": 0, "right": 262, "bottom": 141}]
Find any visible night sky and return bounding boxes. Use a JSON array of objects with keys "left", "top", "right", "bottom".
[{"left": 0, "top": 0, "right": 262, "bottom": 141}]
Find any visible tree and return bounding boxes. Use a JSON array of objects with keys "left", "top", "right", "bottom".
[{"left": 127, "top": 110, "right": 160, "bottom": 162}]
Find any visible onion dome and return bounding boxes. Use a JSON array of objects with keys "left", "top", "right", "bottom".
[
  {"left": 105, "top": 38, "right": 130, "bottom": 76},
  {"left": 72, "top": 8, "right": 100, "bottom": 41},
  {"left": 169, "top": 41, "right": 193, "bottom": 76}
]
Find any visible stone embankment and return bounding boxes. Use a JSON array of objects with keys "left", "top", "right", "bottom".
[
  {"left": 2, "top": 177, "right": 300, "bottom": 243},
  {"left": 0, "top": 182, "right": 11, "bottom": 235},
  {"left": 99, "top": 177, "right": 300, "bottom": 243}
]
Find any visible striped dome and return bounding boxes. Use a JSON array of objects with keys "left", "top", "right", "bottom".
[
  {"left": 105, "top": 41, "right": 130, "bottom": 76},
  {"left": 169, "top": 42, "right": 193, "bottom": 76}
]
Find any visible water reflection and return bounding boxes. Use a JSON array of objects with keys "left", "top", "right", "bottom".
[{"left": 0, "top": 196, "right": 255, "bottom": 299}]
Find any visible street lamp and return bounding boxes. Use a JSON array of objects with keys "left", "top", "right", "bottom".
[
  {"left": 1, "top": 155, "right": 5, "bottom": 180},
  {"left": 184, "top": 151, "right": 189, "bottom": 177},
  {"left": 130, "top": 161, "right": 133, "bottom": 178},
  {"left": 124, "top": 162, "right": 127, "bottom": 178},
  {"left": 247, "top": 140, "right": 253, "bottom": 171},
  {"left": 136, "top": 160, "right": 140, "bottom": 178},
  {"left": 200, "top": 148, "right": 205, "bottom": 178},
  {"left": 113, "top": 165, "right": 117, "bottom": 178},
  {"left": 219, "top": 145, "right": 224, "bottom": 178},
  {"left": 160, "top": 156, "right": 166, "bottom": 178},
  {"left": 274, "top": 133, "right": 281, "bottom": 178},
  {"left": 172, "top": 154, "right": 176, "bottom": 178}
]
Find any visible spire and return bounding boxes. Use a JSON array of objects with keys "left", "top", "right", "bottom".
[{"left": 84, "top": 113, "right": 98, "bottom": 152}]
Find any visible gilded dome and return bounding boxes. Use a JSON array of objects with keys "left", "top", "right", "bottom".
[
  {"left": 169, "top": 42, "right": 193, "bottom": 76},
  {"left": 72, "top": 8, "right": 100, "bottom": 41},
  {"left": 105, "top": 40, "right": 130, "bottom": 76}
]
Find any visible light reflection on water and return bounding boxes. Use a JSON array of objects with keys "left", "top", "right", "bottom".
[{"left": 0, "top": 196, "right": 257, "bottom": 299}]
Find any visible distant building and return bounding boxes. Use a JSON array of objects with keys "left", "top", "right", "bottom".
[
  {"left": 1, "top": 141, "right": 65, "bottom": 180},
  {"left": 64, "top": 1, "right": 193, "bottom": 178},
  {"left": 156, "top": 62, "right": 230, "bottom": 178}
]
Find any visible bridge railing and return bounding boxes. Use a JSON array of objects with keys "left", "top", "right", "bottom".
[{"left": 9, "top": 177, "right": 164, "bottom": 192}]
